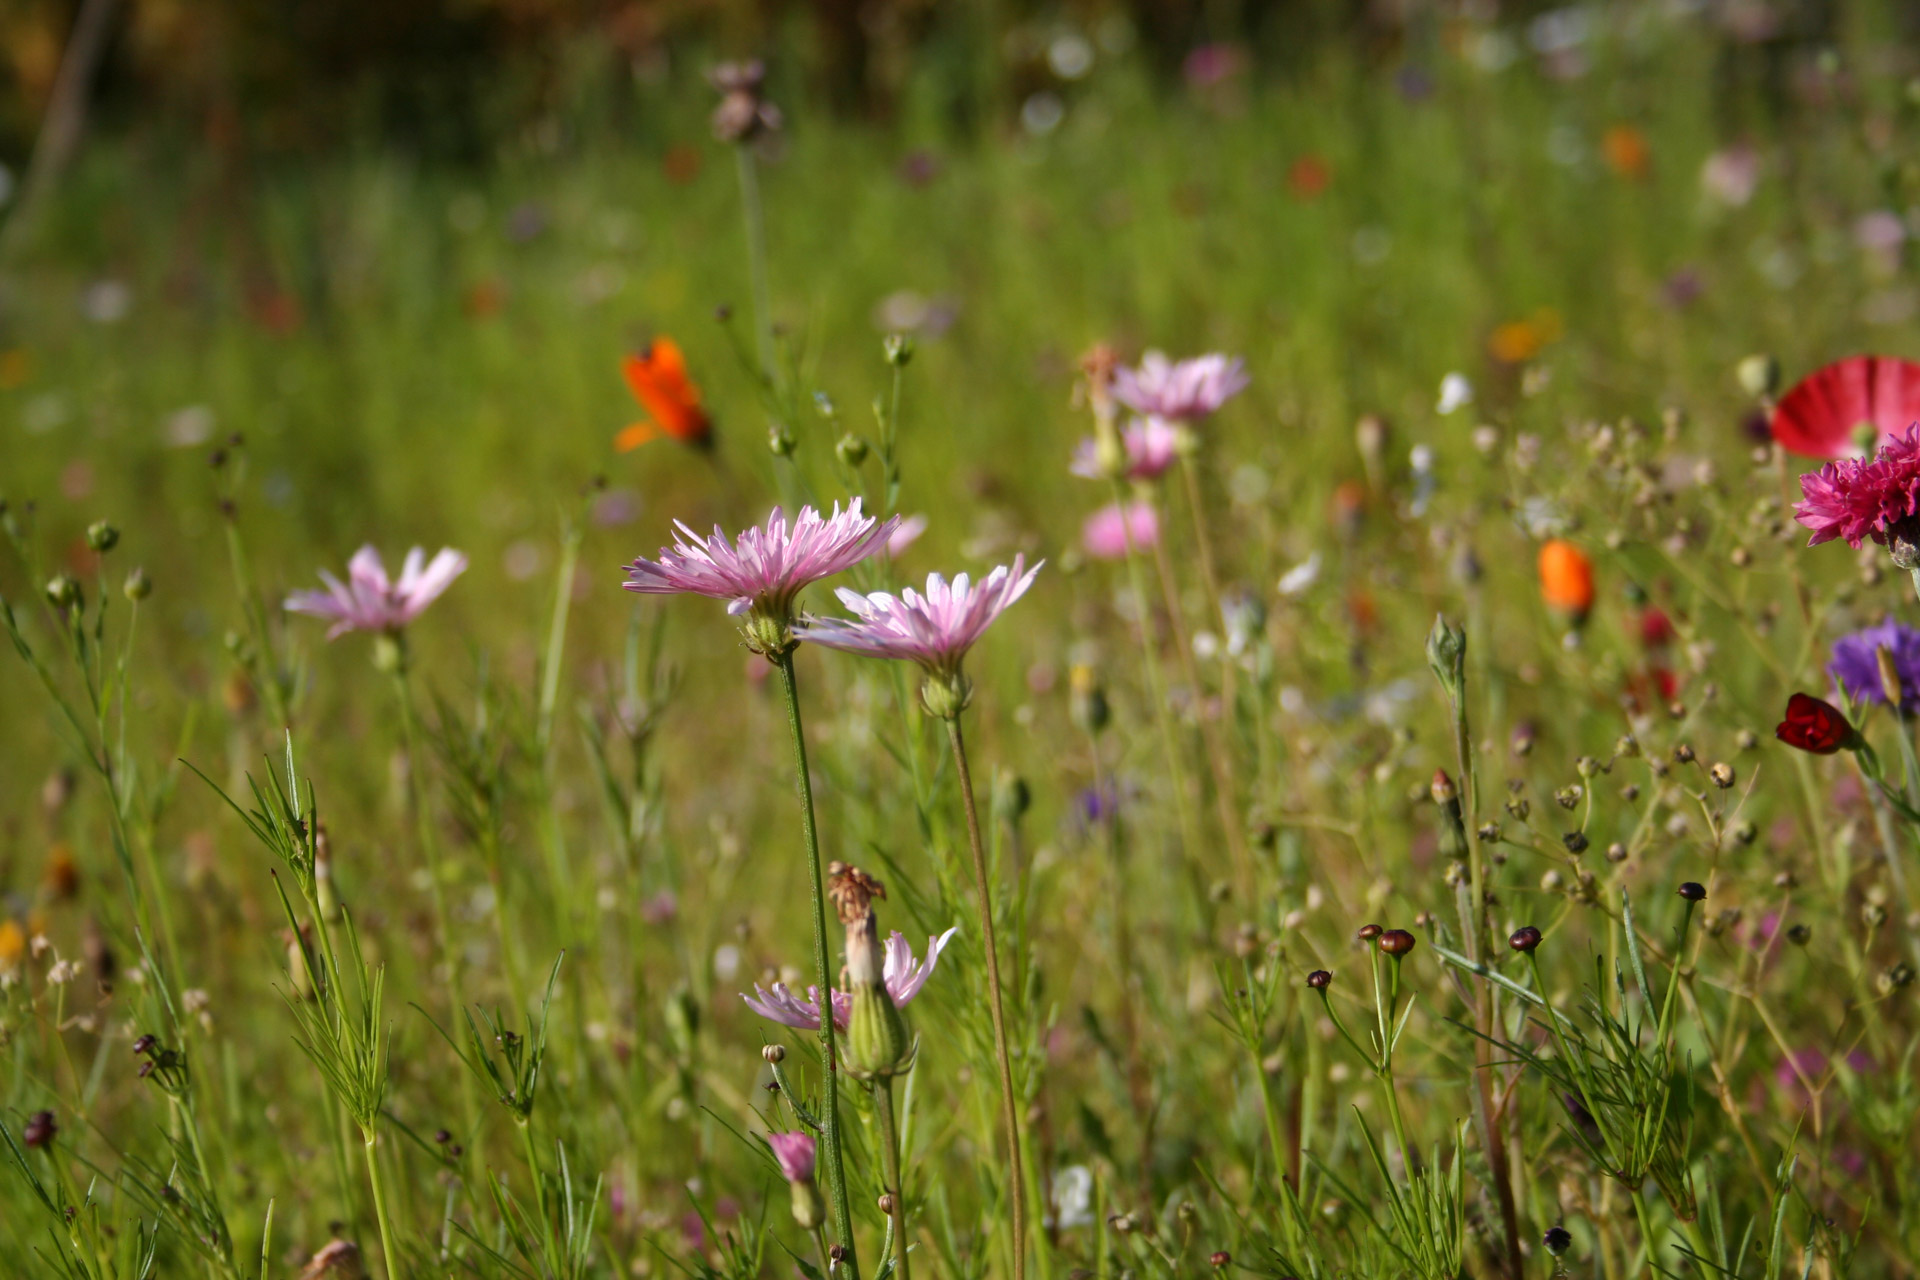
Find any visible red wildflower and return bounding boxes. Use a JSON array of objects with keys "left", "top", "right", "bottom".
[
  {"left": 1793, "top": 424, "right": 1920, "bottom": 548},
  {"left": 617, "top": 338, "right": 712, "bottom": 451},
  {"left": 1775, "top": 693, "right": 1858, "bottom": 755},
  {"left": 1639, "top": 606, "right": 1675, "bottom": 648},
  {"left": 1772, "top": 355, "right": 1920, "bottom": 459}
]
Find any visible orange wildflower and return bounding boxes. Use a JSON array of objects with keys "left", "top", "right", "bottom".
[
  {"left": 43, "top": 842, "right": 78, "bottom": 899},
  {"left": 617, "top": 338, "right": 712, "bottom": 451},
  {"left": 1602, "top": 125, "right": 1650, "bottom": 180},
  {"left": 1287, "top": 154, "right": 1331, "bottom": 201},
  {"left": 1538, "top": 539, "right": 1595, "bottom": 617},
  {"left": 0, "top": 918, "right": 23, "bottom": 974}
]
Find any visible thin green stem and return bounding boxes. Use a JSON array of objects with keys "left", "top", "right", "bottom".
[
  {"left": 773, "top": 650, "right": 859, "bottom": 1279},
  {"left": 873, "top": 1079, "right": 913, "bottom": 1280},
  {"left": 945, "top": 714, "right": 1026, "bottom": 1280},
  {"left": 735, "top": 146, "right": 776, "bottom": 385},
  {"left": 361, "top": 1127, "right": 402, "bottom": 1280}
]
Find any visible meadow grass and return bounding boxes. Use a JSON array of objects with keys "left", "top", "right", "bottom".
[{"left": 4, "top": 7, "right": 1920, "bottom": 1277}]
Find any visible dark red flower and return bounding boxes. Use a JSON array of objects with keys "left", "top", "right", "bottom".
[
  {"left": 1775, "top": 692, "right": 1858, "bottom": 755},
  {"left": 1773, "top": 355, "right": 1920, "bottom": 460},
  {"left": 1639, "top": 606, "right": 1675, "bottom": 648}
]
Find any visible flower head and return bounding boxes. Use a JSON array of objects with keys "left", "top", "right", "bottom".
[
  {"left": 766, "top": 1131, "right": 816, "bottom": 1184},
  {"left": 623, "top": 500, "right": 897, "bottom": 652},
  {"left": 1773, "top": 355, "right": 1920, "bottom": 459},
  {"left": 740, "top": 927, "right": 958, "bottom": 1031},
  {"left": 1072, "top": 417, "right": 1182, "bottom": 481},
  {"left": 1830, "top": 619, "right": 1920, "bottom": 711},
  {"left": 1794, "top": 425, "right": 1920, "bottom": 552},
  {"left": 1537, "top": 539, "right": 1595, "bottom": 617},
  {"left": 616, "top": 338, "right": 711, "bottom": 451},
  {"left": 286, "top": 545, "right": 467, "bottom": 639},
  {"left": 1081, "top": 501, "right": 1158, "bottom": 560},
  {"left": 1775, "top": 692, "right": 1859, "bottom": 755},
  {"left": 1110, "top": 352, "right": 1248, "bottom": 421}
]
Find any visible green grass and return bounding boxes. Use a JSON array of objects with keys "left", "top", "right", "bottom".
[{"left": 4, "top": 6, "right": 1920, "bottom": 1277}]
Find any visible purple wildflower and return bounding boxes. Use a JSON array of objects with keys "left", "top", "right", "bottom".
[
  {"left": 766, "top": 1132, "right": 816, "bottom": 1183},
  {"left": 285, "top": 545, "right": 467, "bottom": 638},
  {"left": 1829, "top": 618, "right": 1920, "bottom": 710},
  {"left": 1794, "top": 425, "right": 1920, "bottom": 550},
  {"left": 741, "top": 927, "right": 958, "bottom": 1030},
  {"left": 795, "top": 558, "right": 1042, "bottom": 681},
  {"left": 622, "top": 500, "right": 897, "bottom": 639},
  {"left": 1110, "top": 352, "right": 1249, "bottom": 421},
  {"left": 1071, "top": 417, "right": 1182, "bottom": 482}
]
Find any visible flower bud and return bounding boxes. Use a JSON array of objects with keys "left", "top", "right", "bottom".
[
  {"left": 1544, "top": 1224, "right": 1573, "bottom": 1256},
  {"left": 762, "top": 1044, "right": 786, "bottom": 1065},
  {"left": 878, "top": 1192, "right": 897, "bottom": 1215},
  {"left": 1306, "top": 969, "right": 1332, "bottom": 990},
  {"left": 123, "top": 566, "right": 152, "bottom": 601},
  {"left": 1736, "top": 354, "right": 1781, "bottom": 400},
  {"left": 768, "top": 423, "right": 796, "bottom": 457},
  {"left": 1509, "top": 926, "right": 1542, "bottom": 953},
  {"left": 44, "top": 574, "right": 81, "bottom": 609},
  {"left": 993, "top": 773, "right": 1031, "bottom": 826},
  {"left": 1378, "top": 929, "right": 1416, "bottom": 957},
  {"left": 22, "top": 1109, "right": 56, "bottom": 1149},
  {"left": 1356, "top": 923, "right": 1383, "bottom": 942},
  {"left": 86, "top": 521, "right": 119, "bottom": 553},
  {"left": 836, "top": 434, "right": 870, "bottom": 468},
  {"left": 1430, "top": 770, "right": 1456, "bottom": 805},
  {"left": 1677, "top": 881, "right": 1707, "bottom": 902},
  {"left": 884, "top": 334, "right": 915, "bottom": 367},
  {"left": 1425, "top": 614, "right": 1467, "bottom": 705},
  {"left": 1786, "top": 923, "right": 1811, "bottom": 946},
  {"left": 1210, "top": 1252, "right": 1232, "bottom": 1269}
]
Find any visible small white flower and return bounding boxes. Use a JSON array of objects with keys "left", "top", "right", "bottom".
[
  {"left": 182, "top": 988, "right": 211, "bottom": 1014},
  {"left": 1277, "top": 553, "right": 1322, "bottom": 597},
  {"left": 46, "top": 959, "right": 80, "bottom": 986},
  {"left": 1436, "top": 372, "right": 1474, "bottom": 415},
  {"left": 1052, "top": 1165, "right": 1094, "bottom": 1229}
]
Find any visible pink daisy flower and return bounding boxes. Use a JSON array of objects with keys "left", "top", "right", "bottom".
[
  {"left": 1081, "top": 501, "right": 1159, "bottom": 560},
  {"left": 741, "top": 927, "right": 957, "bottom": 1031},
  {"left": 766, "top": 1131, "right": 816, "bottom": 1183},
  {"left": 795, "top": 558, "right": 1042, "bottom": 679},
  {"left": 1071, "top": 417, "right": 1182, "bottom": 481},
  {"left": 622, "top": 500, "right": 898, "bottom": 621},
  {"left": 1794, "top": 424, "right": 1920, "bottom": 549},
  {"left": 1111, "top": 351, "right": 1249, "bottom": 421},
  {"left": 285, "top": 545, "right": 467, "bottom": 638}
]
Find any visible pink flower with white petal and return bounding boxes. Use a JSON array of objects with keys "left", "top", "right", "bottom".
[
  {"left": 766, "top": 1131, "right": 816, "bottom": 1183},
  {"left": 622, "top": 499, "right": 897, "bottom": 622},
  {"left": 285, "top": 545, "right": 467, "bottom": 638},
  {"left": 1071, "top": 417, "right": 1182, "bottom": 481},
  {"left": 740, "top": 928, "right": 958, "bottom": 1030},
  {"left": 1111, "top": 351, "right": 1249, "bottom": 421},
  {"left": 795, "top": 558, "right": 1042, "bottom": 680}
]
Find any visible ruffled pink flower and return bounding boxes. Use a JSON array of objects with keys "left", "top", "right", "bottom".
[
  {"left": 1081, "top": 501, "right": 1158, "bottom": 560},
  {"left": 1071, "top": 417, "right": 1182, "bottom": 481},
  {"left": 622, "top": 500, "right": 897, "bottom": 620},
  {"left": 741, "top": 927, "right": 958, "bottom": 1030},
  {"left": 1793, "top": 424, "right": 1920, "bottom": 548},
  {"left": 795, "top": 559, "right": 1042, "bottom": 678},
  {"left": 766, "top": 1131, "right": 815, "bottom": 1183},
  {"left": 285, "top": 545, "right": 467, "bottom": 638},
  {"left": 1111, "top": 351, "right": 1248, "bottom": 421}
]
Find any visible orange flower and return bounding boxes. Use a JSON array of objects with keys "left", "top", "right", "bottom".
[
  {"left": 0, "top": 918, "right": 24, "bottom": 974},
  {"left": 1488, "top": 308, "right": 1564, "bottom": 365},
  {"left": 1602, "top": 125, "right": 1650, "bottom": 180},
  {"left": 1538, "top": 539, "right": 1595, "bottom": 617},
  {"left": 617, "top": 338, "right": 712, "bottom": 451},
  {"left": 1287, "top": 154, "right": 1331, "bottom": 201},
  {"left": 43, "top": 842, "right": 78, "bottom": 900}
]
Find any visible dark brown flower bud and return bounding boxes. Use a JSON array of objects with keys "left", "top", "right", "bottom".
[
  {"left": 1378, "top": 929, "right": 1416, "bottom": 957},
  {"left": 1509, "top": 926, "right": 1542, "bottom": 953},
  {"left": 1786, "top": 923, "right": 1811, "bottom": 946},
  {"left": 1562, "top": 831, "right": 1589, "bottom": 854},
  {"left": 1677, "top": 881, "right": 1707, "bottom": 902},
  {"left": 1356, "top": 923, "right": 1383, "bottom": 941},
  {"left": 1210, "top": 1253, "right": 1232, "bottom": 1269},
  {"left": 22, "top": 1110, "right": 56, "bottom": 1149},
  {"left": 1306, "top": 969, "right": 1332, "bottom": 990}
]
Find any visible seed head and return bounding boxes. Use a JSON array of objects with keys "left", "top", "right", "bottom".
[
  {"left": 762, "top": 1044, "right": 786, "bottom": 1065},
  {"left": 1786, "top": 923, "right": 1812, "bottom": 946},
  {"left": 1509, "top": 926, "right": 1542, "bottom": 953},
  {"left": 1673, "top": 743, "right": 1695, "bottom": 764},
  {"left": 1378, "top": 929, "right": 1416, "bottom": 958},
  {"left": 1677, "top": 881, "right": 1707, "bottom": 902},
  {"left": 1356, "top": 923, "right": 1383, "bottom": 942},
  {"left": 1562, "top": 831, "right": 1589, "bottom": 855},
  {"left": 1709, "top": 762, "right": 1735, "bottom": 789}
]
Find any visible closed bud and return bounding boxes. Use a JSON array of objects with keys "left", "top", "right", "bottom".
[
  {"left": 86, "top": 521, "right": 119, "bottom": 552},
  {"left": 1562, "top": 831, "right": 1589, "bottom": 855},
  {"left": 762, "top": 1044, "right": 785, "bottom": 1065},
  {"left": 22, "top": 1109, "right": 56, "bottom": 1149},
  {"left": 1509, "top": 926, "right": 1543, "bottom": 953},
  {"left": 768, "top": 423, "right": 797, "bottom": 457},
  {"left": 1877, "top": 645, "right": 1905, "bottom": 710},
  {"left": 835, "top": 433, "right": 870, "bottom": 467},
  {"left": 1356, "top": 923, "right": 1383, "bottom": 941},
  {"left": 1425, "top": 614, "right": 1468, "bottom": 705},
  {"left": 1544, "top": 1224, "right": 1573, "bottom": 1257},
  {"left": 1378, "top": 929, "right": 1416, "bottom": 957},
  {"left": 123, "top": 566, "right": 152, "bottom": 601},
  {"left": 1709, "top": 762, "right": 1735, "bottom": 789},
  {"left": 878, "top": 1192, "right": 897, "bottom": 1215},
  {"left": 1736, "top": 353, "right": 1781, "bottom": 400},
  {"left": 884, "top": 334, "right": 915, "bottom": 367},
  {"left": 1786, "top": 923, "right": 1812, "bottom": 946},
  {"left": 1615, "top": 734, "right": 1640, "bottom": 758},
  {"left": 1210, "top": 1252, "right": 1232, "bottom": 1269},
  {"left": 1306, "top": 969, "right": 1332, "bottom": 990},
  {"left": 1430, "top": 770, "right": 1456, "bottom": 805},
  {"left": 1677, "top": 881, "right": 1707, "bottom": 902},
  {"left": 44, "top": 573, "right": 81, "bottom": 609}
]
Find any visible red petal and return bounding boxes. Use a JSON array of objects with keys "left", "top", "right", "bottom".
[{"left": 1772, "top": 355, "right": 1920, "bottom": 459}]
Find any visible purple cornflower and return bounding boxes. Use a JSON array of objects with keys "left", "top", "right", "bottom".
[
  {"left": 622, "top": 500, "right": 897, "bottom": 653},
  {"left": 285, "top": 545, "right": 467, "bottom": 638},
  {"left": 1071, "top": 417, "right": 1182, "bottom": 482},
  {"left": 1794, "top": 425, "right": 1920, "bottom": 553},
  {"left": 741, "top": 927, "right": 958, "bottom": 1030},
  {"left": 1110, "top": 351, "right": 1249, "bottom": 421},
  {"left": 766, "top": 1131, "right": 816, "bottom": 1183},
  {"left": 795, "top": 558, "right": 1042, "bottom": 703},
  {"left": 1829, "top": 618, "right": 1920, "bottom": 710},
  {"left": 1081, "top": 501, "right": 1158, "bottom": 560}
]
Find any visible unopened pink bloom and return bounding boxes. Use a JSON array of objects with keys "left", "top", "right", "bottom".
[
  {"left": 766, "top": 1131, "right": 816, "bottom": 1183},
  {"left": 887, "top": 513, "right": 929, "bottom": 557},
  {"left": 1072, "top": 417, "right": 1182, "bottom": 481},
  {"left": 622, "top": 500, "right": 897, "bottom": 620},
  {"left": 1081, "top": 501, "right": 1158, "bottom": 560},
  {"left": 1111, "top": 351, "right": 1248, "bottom": 421},
  {"left": 741, "top": 928, "right": 958, "bottom": 1030},
  {"left": 285, "top": 545, "right": 467, "bottom": 638},
  {"left": 1794, "top": 424, "right": 1920, "bottom": 548},
  {"left": 795, "top": 558, "right": 1042, "bottom": 678}
]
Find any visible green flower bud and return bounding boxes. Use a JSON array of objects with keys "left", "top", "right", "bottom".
[
  {"left": 1736, "top": 354, "right": 1780, "bottom": 400},
  {"left": 86, "top": 521, "right": 119, "bottom": 553},
  {"left": 836, "top": 433, "right": 870, "bottom": 468},
  {"left": 921, "top": 669, "right": 973, "bottom": 720},
  {"left": 845, "top": 981, "right": 914, "bottom": 1081},
  {"left": 790, "top": 1176, "right": 827, "bottom": 1230},
  {"left": 123, "top": 567, "right": 152, "bottom": 601},
  {"left": 884, "top": 334, "right": 914, "bottom": 368},
  {"left": 44, "top": 574, "right": 81, "bottom": 609},
  {"left": 1425, "top": 614, "right": 1467, "bottom": 706},
  {"left": 739, "top": 609, "right": 794, "bottom": 659},
  {"left": 372, "top": 633, "right": 405, "bottom": 674}
]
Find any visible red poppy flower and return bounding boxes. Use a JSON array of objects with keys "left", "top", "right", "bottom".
[
  {"left": 616, "top": 338, "right": 712, "bottom": 451},
  {"left": 1639, "top": 606, "right": 1675, "bottom": 648},
  {"left": 1774, "top": 692, "right": 1858, "bottom": 755},
  {"left": 1772, "top": 355, "right": 1920, "bottom": 459}
]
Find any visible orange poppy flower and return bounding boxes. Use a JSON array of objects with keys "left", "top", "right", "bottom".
[
  {"left": 1538, "top": 539, "right": 1595, "bottom": 617},
  {"left": 1602, "top": 125, "right": 1650, "bottom": 180},
  {"left": 617, "top": 338, "right": 712, "bottom": 451}
]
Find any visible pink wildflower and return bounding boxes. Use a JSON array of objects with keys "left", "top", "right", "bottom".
[
  {"left": 1081, "top": 501, "right": 1158, "bottom": 560},
  {"left": 795, "top": 558, "right": 1043, "bottom": 680},
  {"left": 285, "top": 545, "right": 467, "bottom": 638},
  {"left": 1110, "top": 351, "right": 1248, "bottom": 421},
  {"left": 1793, "top": 424, "right": 1920, "bottom": 550},
  {"left": 887, "top": 513, "right": 929, "bottom": 557},
  {"left": 741, "top": 927, "right": 957, "bottom": 1030},
  {"left": 1071, "top": 417, "right": 1182, "bottom": 481},
  {"left": 766, "top": 1132, "right": 816, "bottom": 1183},
  {"left": 622, "top": 499, "right": 897, "bottom": 626}
]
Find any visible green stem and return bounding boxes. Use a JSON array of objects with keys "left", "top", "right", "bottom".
[
  {"left": 361, "top": 1127, "right": 402, "bottom": 1280},
  {"left": 873, "top": 1080, "right": 913, "bottom": 1280},
  {"left": 773, "top": 650, "right": 859, "bottom": 1279},
  {"left": 945, "top": 714, "right": 1027, "bottom": 1280},
  {"left": 735, "top": 146, "right": 776, "bottom": 386}
]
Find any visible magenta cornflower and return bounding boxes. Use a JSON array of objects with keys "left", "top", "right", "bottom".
[
  {"left": 766, "top": 1131, "right": 816, "bottom": 1183},
  {"left": 621, "top": 500, "right": 898, "bottom": 652},
  {"left": 1081, "top": 500, "right": 1159, "bottom": 560},
  {"left": 1072, "top": 417, "right": 1182, "bottom": 481},
  {"left": 796, "top": 557, "right": 1042, "bottom": 686},
  {"left": 1794, "top": 425, "right": 1920, "bottom": 553},
  {"left": 741, "top": 927, "right": 957, "bottom": 1031},
  {"left": 1110, "top": 351, "right": 1249, "bottom": 421},
  {"left": 285, "top": 545, "right": 467, "bottom": 638}
]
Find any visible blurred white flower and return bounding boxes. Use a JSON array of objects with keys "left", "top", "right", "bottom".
[
  {"left": 1277, "top": 553, "right": 1322, "bottom": 597},
  {"left": 1436, "top": 373, "right": 1474, "bottom": 415},
  {"left": 165, "top": 405, "right": 215, "bottom": 448},
  {"left": 1048, "top": 34, "right": 1094, "bottom": 80},
  {"left": 1052, "top": 1165, "right": 1094, "bottom": 1228},
  {"left": 82, "top": 279, "right": 132, "bottom": 324},
  {"left": 1700, "top": 145, "right": 1760, "bottom": 208}
]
